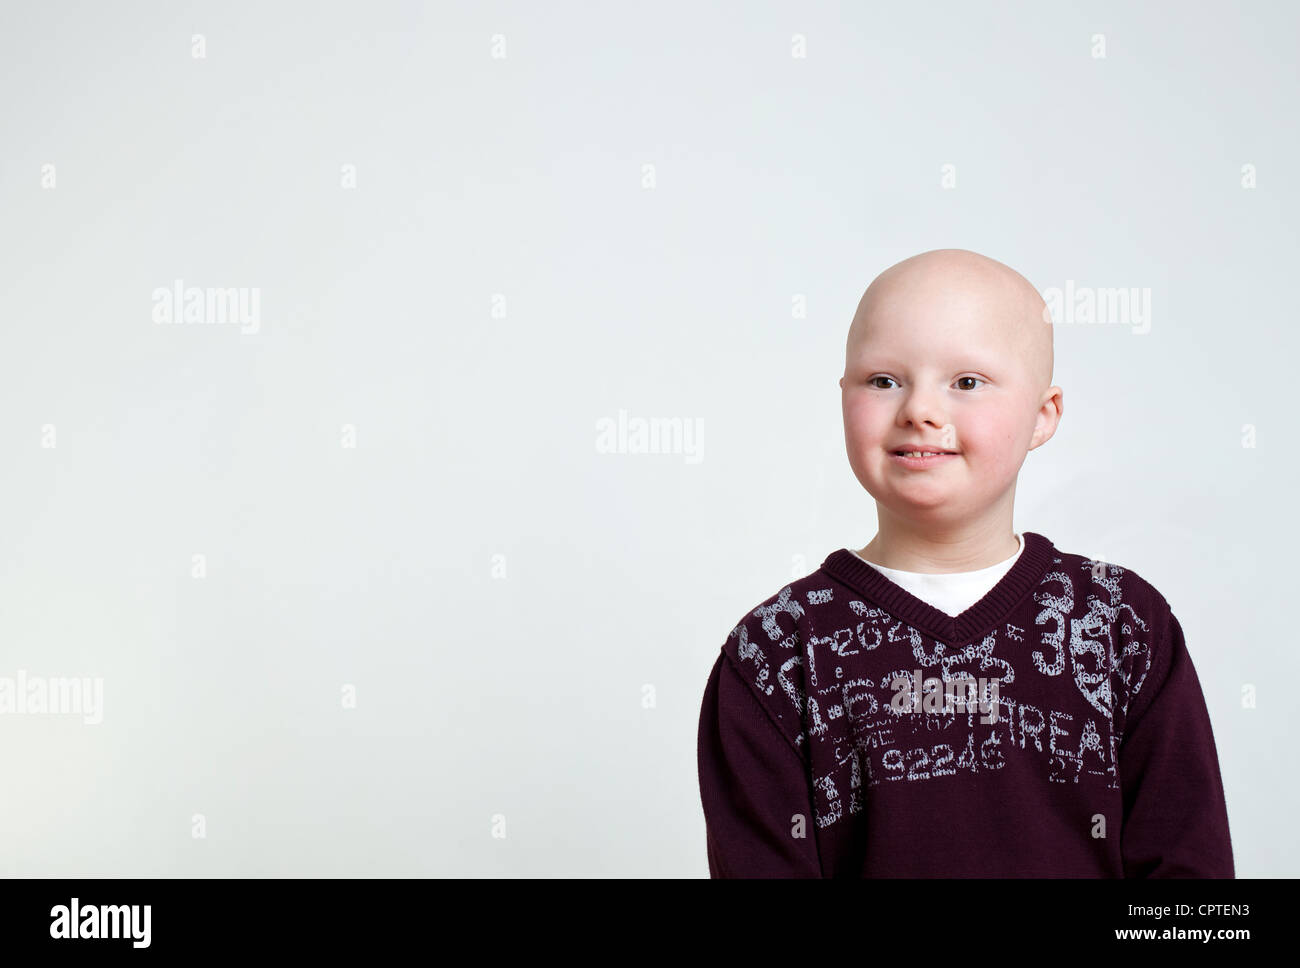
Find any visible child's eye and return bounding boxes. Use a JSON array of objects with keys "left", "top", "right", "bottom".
[{"left": 868, "top": 375, "right": 985, "bottom": 390}]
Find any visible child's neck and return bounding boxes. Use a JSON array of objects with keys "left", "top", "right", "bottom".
[{"left": 859, "top": 523, "right": 1020, "bottom": 574}]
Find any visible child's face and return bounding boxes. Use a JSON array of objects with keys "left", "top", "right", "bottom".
[{"left": 838, "top": 251, "right": 1057, "bottom": 526}]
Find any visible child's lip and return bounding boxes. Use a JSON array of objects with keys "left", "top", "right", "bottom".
[{"left": 888, "top": 451, "right": 959, "bottom": 465}]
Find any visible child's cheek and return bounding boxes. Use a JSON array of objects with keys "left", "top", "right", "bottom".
[
  {"left": 959, "top": 425, "right": 1022, "bottom": 475},
  {"left": 843, "top": 403, "right": 882, "bottom": 450},
  {"left": 853, "top": 398, "right": 891, "bottom": 438}
]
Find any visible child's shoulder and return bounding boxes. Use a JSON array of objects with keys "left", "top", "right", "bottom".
[
  {"left": 714, "top": 562, "right": 833, "bottom": 716},
  {"left": 722, "top": 560, "right": 834, "bottom": 645},
  {"left": 1039, "top": 535, "right": 1175, "bottom": 617}
]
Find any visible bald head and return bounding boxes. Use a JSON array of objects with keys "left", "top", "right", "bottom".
[{"left": 846, "top": 249, "right": 1053, "bottom": 390}]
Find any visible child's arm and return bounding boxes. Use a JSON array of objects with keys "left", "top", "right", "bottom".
[
  {"left": 696, "top": 652, "right": 823, "bottom": 877},
  {"left": 1118, "top": 607, "right": 1235, "bottom": 877}
]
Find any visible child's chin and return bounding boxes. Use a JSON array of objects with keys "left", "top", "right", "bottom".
[{"left": 884, "top": 481, "right": 958, "bottom": 509}]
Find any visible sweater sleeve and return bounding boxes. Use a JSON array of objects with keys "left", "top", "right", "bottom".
[
  {"left": 696, "top": 651, "right": 823, "bottom": 878},
  {"left": 1118, "top": 608, "right": 1235, "bottom": 877}
]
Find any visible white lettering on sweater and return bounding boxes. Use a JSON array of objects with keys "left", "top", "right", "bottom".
[{"left": 727, "top": 554, "right": 1155, "bottom": 830}]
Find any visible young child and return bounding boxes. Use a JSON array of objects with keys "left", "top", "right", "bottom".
[{"left": 696, "top": 248, "right": 1234, "bottom": 877}]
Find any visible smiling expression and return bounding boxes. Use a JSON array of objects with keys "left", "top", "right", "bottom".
[{"left": 839, "top": 250, "right": 1060, "bottom": 522}]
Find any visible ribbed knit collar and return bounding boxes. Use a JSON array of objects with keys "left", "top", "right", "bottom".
[{"left": 821, "top": 531, "right": 1057, "bottom": 644}]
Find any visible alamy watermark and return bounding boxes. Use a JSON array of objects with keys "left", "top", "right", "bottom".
[
  {"left": 152, "top": 278, "right": 260, "bottom": 334},
  {"left": 0, "top": 670, "right": 103, "bottom": 724},
  {"left": 50, "top": 898, "right": 150, "bottom": 948},
  {"left": 1042, "top": 280, "right": 1151, "bottom": 335},
  {"left": 890, "top": 669, "right": 1000, "bottom": 724},
  {"left": 595, "top": 409, "right": 703, "bottom": 464}
]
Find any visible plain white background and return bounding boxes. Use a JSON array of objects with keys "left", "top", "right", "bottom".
[{"left": 0, "top": 0, "right": 1295, "bottom": 875}]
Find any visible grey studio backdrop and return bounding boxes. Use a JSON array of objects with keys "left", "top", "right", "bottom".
[{"left": 0, "top": 0, "right": 1295, "bottom": 877}]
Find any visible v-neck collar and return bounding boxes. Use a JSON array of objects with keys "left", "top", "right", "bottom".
[{"left": 820, "top": 531, "right": 1056, "bottom": 644}]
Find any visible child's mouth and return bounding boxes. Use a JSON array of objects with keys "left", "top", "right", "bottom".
[{"left": 889, "top": 450, "right": 959, "bottom": 468}]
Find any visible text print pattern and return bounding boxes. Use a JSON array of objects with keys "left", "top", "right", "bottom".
[{"left": 728, "top": 557, "right": 1154, "bottom": 830}]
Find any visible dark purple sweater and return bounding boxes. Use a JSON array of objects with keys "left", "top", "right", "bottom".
[{"left": 696, "top": 531, "right": 1234, "bottom": 877}]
